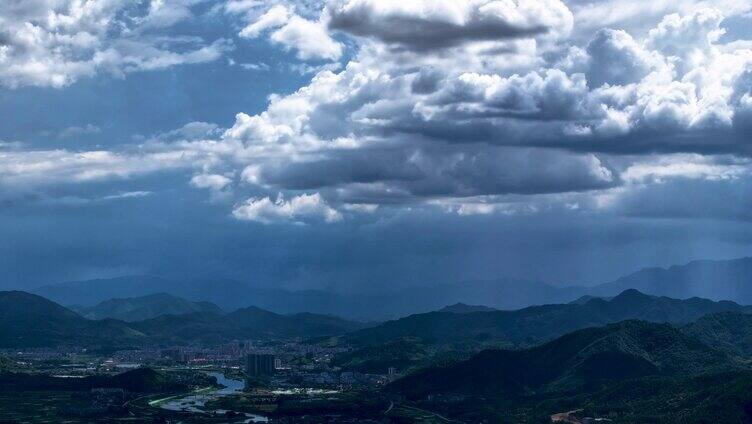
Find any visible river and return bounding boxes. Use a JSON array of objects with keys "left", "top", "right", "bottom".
[{"left": 158, "top": 372, "right": 267, "bottom": 422}]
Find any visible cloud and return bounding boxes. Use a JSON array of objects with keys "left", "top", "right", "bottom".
[
  {"left": 100, "top": 191, "right": 154, "bottom": 201},
  {"left": 237, "top": 4, "right": 342, "bottom": 61},
  {"left": 5, "top": 1, "right": 752, "bottom": 227},
  {"left": 138, "top": 0, "right": 202, "bottom": 29},
  {"left": 218, "top": 60, "right": 617, "bottom": 203},
  {"left": 164, "top": 5, "right": 746, "bottom": 223},
  {"left": 733, "top": 69, "right": 752, "bottom": 131},
  {"left": 58, "top": 124, "right": 102, "bottom": 139},
  {"left": 271, "top": 15, "right": 343, "bottom": 61},
  {"left": 239, "top": 5, "right": 291, "bottom": 38},
  {"left": 19, "top": 190, "right": 155, "bottom": 208},
  {"left": 646, "top": 8, "right": 725, "bottom": 75},
  {"left": 607, "top": 174, "right": 752, "bottom": 221},
  {"left": 240, "top": 62, "right": 271, "bottom": 71},
  {"left": 190, "top": 173, "right": 233, "bottom": 191},
  {"left": 621, "top": 154, "right": 751, "bottom": 183},
  {"left": 0, "top": 135, "right": 229, "bottom": 191},
  {"left": 148, "top": 121, "right": 221, "bottom": 142},
  {"left": 232, "top": 192, "right": 343, "bottom": 224},
  {"left": 0, "top": 149, "right": 182, "bottom": 188},
  {"left": 0, "top": 0, "right": 231, "bottom": 88},
  {"left": 327, "top": 0, "right": 574, "bottom": 51},
  {"left": 568, "top": 0, "right": 750, "bottom": 38},
  {"left": 584, "top": 29, "right": 655, "bottom": 88}
]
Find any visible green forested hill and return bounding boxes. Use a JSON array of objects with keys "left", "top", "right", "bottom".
[
  {"left": 71, "top": 293, "right": 223, "bottom": 321},
  {"left": 387, "top": 320, "right": 736, "bottom": 399},
  {"left": 682, "top": 311, "right": 752, "bottom": 357},
  {"left": 348, "top": 289, "right": 752, "bottom": 349}
]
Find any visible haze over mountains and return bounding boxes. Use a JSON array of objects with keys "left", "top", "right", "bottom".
[
  {"left": 5, "top": 285, "right": 752, "bottom": 354},
  {"left": 31, "top": 257, "right": 752, "bottom": 320},
  {"left": 34, "top": 275, "right": 571, "bottom": 320},
  {"left": 590, "top": 257, "right": 752, "bottom": 303}
]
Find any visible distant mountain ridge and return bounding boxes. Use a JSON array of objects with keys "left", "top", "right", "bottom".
[
  {"left": 590, "top": 257, "right": 752, "bottom": 303},
  {"left": 346, "top": 289, "right": 752, "bottom": 348},
  {"left": 132, "top": 306, "right": 366, "bottom": 344},
  {"left": 33, "top": 275, "right": 576, "bottom": 320},
  {"left": 0, "top": 291, "right": 364, "bottom": 348},
  {"left": 0, "top": 291, "right": 143, "bottom": 348},
  {"left": 71, "top": 293, "right": 223, "bottom": 321},
  {"left": 31, "top": 257, "right": 752, "bottom": 320},
  {"left": 439, "top": 303, "right": 497, "bottom": 313}
]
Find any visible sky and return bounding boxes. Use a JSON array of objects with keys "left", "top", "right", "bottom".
[{"left": 2, "top": 0, "right": 752, "bottom": 291}]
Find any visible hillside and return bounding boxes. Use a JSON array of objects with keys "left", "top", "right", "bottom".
[
  {"left": 228, "top": 307, "right": 365, "bottom": 336},
  {"left": 682, "top": 311, "right": 752, "bottom": 357},
  {"left": 333, "top": 339, "right": 440, "bottom": 374},
  {"left": 129, "top": 307, "right": 365, "bottom": 344},
  {"left": 71, "top": 293, "right": 223, "bottom": 321},
  {"left": 387, "top": 320, "right": 736, "bottom": 399},
  {"left": 575, "top": 371, "right": 752, "bottom": 423},
  {"left": 133, "top": 307, "right": 365, "bottom": 344},
  {"left": 0, "top": 291, "right": 364, "bottom": 348},
  {"left": 0, "top": 291, "right": 144, "bottom": 348},
  {"left": 346, "top": 289, "right": 752, "bottom": 348}
]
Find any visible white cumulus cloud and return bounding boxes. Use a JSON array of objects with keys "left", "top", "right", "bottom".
[
  {"left": 232, "top": 192, "right": 343, "bottom": 224},
  {"left": 0, "top": 0, "right": 231, "bottom": 88}
]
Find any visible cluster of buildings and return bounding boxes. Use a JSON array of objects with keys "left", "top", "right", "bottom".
[
  {"left": 5, "top": 338, "right": 399, "bottom": 393},
  {"left": 242, "top": 352, "right": 397, "bottom": 389},
  {"left": 245, "top": 353, "right": 276, "bottom": 377}
]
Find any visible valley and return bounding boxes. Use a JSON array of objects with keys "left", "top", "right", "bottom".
[{"left": 4, "top": 277, "right": 752, "bottom": 422}]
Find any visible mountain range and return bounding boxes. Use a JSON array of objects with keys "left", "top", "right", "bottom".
[
  {"left": 0, "top": 291, "right": 142, "bottom": 348},
  {"left": 9, "top": 284, "right": 752, "bottom": 351},
  {"left": 70, "top": 293, "right": 223, "bottom": 321},
  {"left": 590, "top": 257, "right": 752, "bottom": 303},
  {"left": 345, "top": 289, "right": 752, "bottom": 349},
  {"left": 383, "top": 317, "right": 752, "bottom": 423},
  {"left": 131, "top": 306, "right": 365, "bottom": 345},
  {"left": 31, "top": 256, "right": 752, "bottom": 320},
  {"left": 387, "top": 320, "right": 737, "bottom": 399},
  {"left": 439, "top": 303, "right": 497, "bottom": 313},
  {"left": 33, "top": 275, "right": 571, "bottom": 320},
  {"left": 5, "top": 286, "right": 750, "bottom": 354},
  {"left": 7, "top": 288, "right": 752, "bottom": 422},
  {"left": 0, "top": 291, "right": 364, "bottom": 348}
]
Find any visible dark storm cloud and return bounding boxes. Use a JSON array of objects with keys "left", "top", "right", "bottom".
[
  {"left": 2, "top": 0, "right": 752, "bottom": 293},
  {"left": 615, "top": 176, "right": 752, "bottom": 222},
  {"left": 584, "top": 29, "right": 652, "bottom": 88},
  {"left": 253, "top": 142, "right": 616, "bottom": 201},
  {"left": 732, "top": 69, "right": 752, "bottom": 133},
  {"left": 328, "top": 8, "right": 547, "bottom": 52},
  {"left": 410, "top": 67, "right": 445, "bottom": 94}
]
